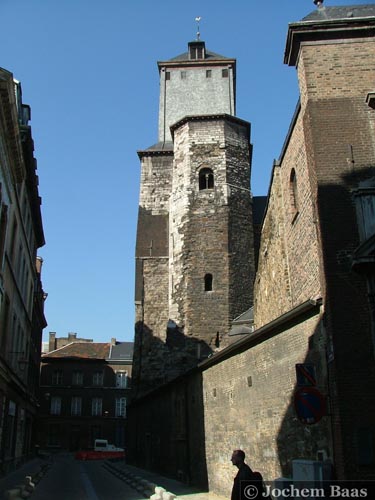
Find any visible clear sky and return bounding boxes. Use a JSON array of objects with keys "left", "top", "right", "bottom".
[{"left": 1, "top": 0, "right": 368, "bottom": 343}]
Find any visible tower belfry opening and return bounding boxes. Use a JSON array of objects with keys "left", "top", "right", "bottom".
[{"left": 189, "top": 40, "right": 206, "bottom": 60}]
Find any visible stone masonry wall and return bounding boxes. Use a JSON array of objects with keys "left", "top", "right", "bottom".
[
  {"left": 134, "top": 152, "right": 173, "bottom": 392},
  {"left": 170, "top": 117, "right": 252, "bottom": 346},
  {"left": 133, "top": 257, "right": 169, "bottom": 392}
]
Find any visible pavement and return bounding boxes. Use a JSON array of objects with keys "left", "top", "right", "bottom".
[
  {"left": 104, "top": 460, "right": 227, "bottom": 500},
  {"left": 0, "top": 454, "right": 228, "bottom": 500},
  {"left": 0, "top": 455, "right": 52, "bottom": 500}
]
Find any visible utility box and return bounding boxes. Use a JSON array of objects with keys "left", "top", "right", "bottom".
[{"left": 292, "top": 460, "right": 332, "bottom": 500}]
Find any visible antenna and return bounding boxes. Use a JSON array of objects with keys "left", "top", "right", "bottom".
[{"left": 195, "top": 16, "right": 201, "bottom": 40}]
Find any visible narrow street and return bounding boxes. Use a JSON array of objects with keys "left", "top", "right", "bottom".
[{"left": 30, "top": 454, "right": 145, "bottom": 500}]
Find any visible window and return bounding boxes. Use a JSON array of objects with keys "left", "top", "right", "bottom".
[
  {"left": 180, "top": 71, "right": 187, "bottom": 80},
  {"left": 205, "top": 273, "right": 213, "bottom": 292},
  {"left": 116, "top": 371, "right": 128, "bottom": 388},
  {"left": 115, "top": 397, "right": 126, "bottom": 418},
  {"left": 92, "top": 398, "right": 102, "bottom": 417},
  {"left": 166, "top": 71, "right": 170, "bottom": 81},
  {"left": 52, "top": 370, "right": 63, "bottom": 385},
  {"left": 199, "top": 168, "right": 214, "bottom": 190},
  {"left": 190, "top": 47, "right": 204, "bottom": 59},
  {"left": 353, "top": 187, "right": 375, "bottom": 241},
  {"left": 92, "top": 371, "right": 103, "bottom": 386},
  {"left": 206, "top": 70, "right": 212, "bottom": 78},
  {"left": 9, "top": 218, "right": 17, "bottom": 264},
  {"left": 289, "top": 169, "right": 299, "bottom": 217},
  {"left": 71, "top": 397, "right": 82, "bottom": 416},
  {"left": 222, "top": 68, "right": 229, "bottom": 78},
  {"left": 0, "top": 204, "right": 8, "bottom": 266},
  {"left": 72, "top": 371, "right": 83, "bottom": 386},
  {"left": 50, "top": 397, "right": 62, "bottom": 415}
]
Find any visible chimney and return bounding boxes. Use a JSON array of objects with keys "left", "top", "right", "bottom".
[
  {"left": 111, "top": 338, "right": 117, "bottom": 346},
  {"left": 36, "top": 256, "right": 43, "bottom": 275},
  {"left": 68, "top": 332, "right": 77, "bottom": 342},
  {"left": 49, "top": 332, "right": 56, "bottom": 352}
]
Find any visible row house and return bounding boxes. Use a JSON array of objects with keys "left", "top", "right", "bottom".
[
  {"left": 0, "top": 68, "right": 46, "bottom": 474},
  {"left": 38, "top": 336, "right": 133, "bottom": 451}
]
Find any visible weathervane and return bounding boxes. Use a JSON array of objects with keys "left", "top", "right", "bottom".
[{"left": 195, "top": 16, "right": 201, "bottom": 40}]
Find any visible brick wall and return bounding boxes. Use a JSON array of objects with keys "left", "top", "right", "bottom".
[{"left": 288, "top": 27, "right": 375, "bottom": 479}]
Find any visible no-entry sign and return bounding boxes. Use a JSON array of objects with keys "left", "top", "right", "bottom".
[{"left": 294, "top": 387, "right": 326, "bottom": 425}]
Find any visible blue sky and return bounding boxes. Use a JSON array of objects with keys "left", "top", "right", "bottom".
[{"left": 1, "top": 0, "right": 368, "bottom": 343}]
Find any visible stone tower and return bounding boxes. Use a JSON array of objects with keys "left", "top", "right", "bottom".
[{"left": 134, "top": 39, "right": 255, "bottom": 393}]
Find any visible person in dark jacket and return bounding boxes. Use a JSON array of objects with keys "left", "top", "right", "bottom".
[{"left": 231, "top": 450, "right": 263, "bottom": 500}]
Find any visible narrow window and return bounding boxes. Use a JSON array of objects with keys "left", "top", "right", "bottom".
[
  {"left": 166, "top": 71, "right": 170, "bottom": 81},
  {"left": 290, "top": 169, "right": 299, "bottom": 216},
  {"left": 9, "top": 218, "right": 17, "bottom": 264},
  {"left": 92, "top": 398, "right": 102, "bottom": 417},
  {"left": 116, "top": 371, "right": 128, "bottom": 388},
  {"left": 71, "top": 396, "right": 82, "bottom": 416},
  {"left": 72, "top": 371, "right": 83, "bottom": 386},
  {"left": 206, "top": 70, "right": 212, "bottom": 78},
  {"left": 222, "top": 68, "right": 228, "bottom": 78},
  {"left": 180, "top": 71, "right": 187, "bottom": 80},
  {"left": 205, "top": 273, "right": 213, "bottom": 292},
  {"left": 199, "top": 168, "right": 214, "bottom": 190},
  {"left": 353, "top": 187, "right": 375, "bottom": 241},
  {"left": 0, "top": 204, "right": 8, "bottom": 266},
  {"left": 115, "top": 397, "right": 126, "bottom": 417},
  {"left": 52, "top": 370, "right": 63, "bottom": 385},
  {"left": 92, "top": 371, "right": 103, "bottom": 386},
  {"left": 50, "top": 397, "right": 62, "bottom": 415}
]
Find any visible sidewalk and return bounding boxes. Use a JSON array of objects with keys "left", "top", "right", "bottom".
[
  {"left": 104, "top": 461, "right": 228, "bottom": 500},
  {"left": 0, "top": 457, "right": 50, "bottom": 500}
]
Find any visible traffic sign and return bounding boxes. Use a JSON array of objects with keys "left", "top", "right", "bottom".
[
  {"left": 294, "top": 387, "right": 326, "bottom": 425},
  {"left": 295, "top": 363, "right": 316, "bottom": 387}
]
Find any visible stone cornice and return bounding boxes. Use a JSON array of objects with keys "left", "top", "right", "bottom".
[
  {"left": 170, "top": 113, "right": 251, "bottom": 140},
  {"left": 284, "top": 17, "right": 375, "bottom": 67}
]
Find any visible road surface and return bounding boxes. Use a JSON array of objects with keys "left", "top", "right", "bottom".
[{"left": 32, "top": 453, "right": 145, "bottom": 500}]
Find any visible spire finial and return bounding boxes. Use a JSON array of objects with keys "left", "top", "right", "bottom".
[{"left": 195, "top": 16, "right": 201, "bottom": 40}]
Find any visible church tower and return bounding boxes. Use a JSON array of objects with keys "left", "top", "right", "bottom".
[{"left": 134, "top": 37, "right": 255, "bottom": 393}]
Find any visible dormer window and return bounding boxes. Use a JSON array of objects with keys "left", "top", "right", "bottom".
[
  {"left": 188, "top": 41, "right": 206, "bottom": 60},
  {"left": 199, "top": 168, "right": 214, "bottom": 190}
]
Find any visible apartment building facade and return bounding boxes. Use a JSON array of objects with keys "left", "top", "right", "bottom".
[
  {"left": 38, "top": 336, "right": 133, "bottom": 451},
  {"left": 0, "top": 68, "right": 46, "bottom": 474}
]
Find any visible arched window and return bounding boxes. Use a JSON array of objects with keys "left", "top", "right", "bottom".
[
  {"left": 199, "top": 168, "right": 214, "bottom": 190},
  {"left": 204, "top": 273, "right": 213, "bottom": 291},
  {"left": 289, "top": 169, "right": 299, "bottom": 215}
]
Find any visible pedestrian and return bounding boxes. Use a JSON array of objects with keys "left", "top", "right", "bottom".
[{"left": 230, "top": 449, "right": 264, "bottom": 500}]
